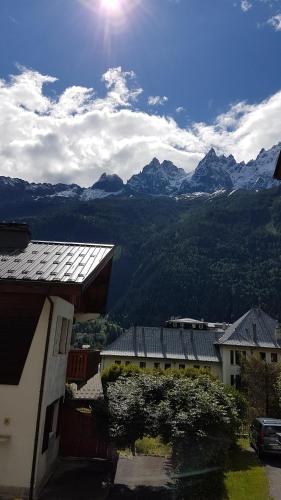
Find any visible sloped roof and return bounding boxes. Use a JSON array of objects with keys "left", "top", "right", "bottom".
[
  {"left": 217, "top": 308, "right": 279, "bottom": 348},
  {"left": 0, "top": 240, "right": 113, "bottom": 284},
  {"left": 101, "top": 327, "right": 222, "bottom": 363},
  {"left": 71, "top": 372, "right": 104, "bottom": 400}
]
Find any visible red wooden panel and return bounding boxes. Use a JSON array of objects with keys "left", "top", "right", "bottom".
[
  {"left": 59, "top": 405, "right": 114, "bottom": 460},
  {"left": 66, "top": 350, "right": 100, "bottom": 382}
]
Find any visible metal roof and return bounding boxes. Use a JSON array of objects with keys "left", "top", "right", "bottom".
[
  {"left": 0, "top": 240, "right": 114, "bottom": 284},
  {"left": 101, "top": 327, "right": 222, "bottom": 363},
  {"left": 217, "top": 308, "right": 279, "bottom": 348}
]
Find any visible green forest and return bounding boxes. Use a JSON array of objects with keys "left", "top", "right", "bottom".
[{"left": 2, "top": 186, "right": 281, "bottom": 327}]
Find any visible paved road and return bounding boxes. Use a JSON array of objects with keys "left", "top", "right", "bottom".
[{"left": 261, "top": 455, "right": 281, "bottom": 500}]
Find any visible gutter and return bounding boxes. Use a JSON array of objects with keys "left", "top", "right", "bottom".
[{"left": 29, "top": 296, "right": 54, "bottom": 500}]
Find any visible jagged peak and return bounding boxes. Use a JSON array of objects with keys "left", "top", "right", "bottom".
[
  {"left": 205, "top": 147, "right": 218, "bottom": 158},
  {"left": 149, "top": 157, "right": 161, "bottom": 167}
]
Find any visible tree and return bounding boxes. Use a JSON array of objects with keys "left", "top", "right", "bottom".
[
  {"left": 106, "top": 373, "right": 241, "bottom": 457},
  {"left": 240, "top": 357, "right": 281, "bottom": 419}
]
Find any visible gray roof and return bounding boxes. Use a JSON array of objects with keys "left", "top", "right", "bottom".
[
  {"left": 71, "top": 372, "right": 104, "bottom": 400},
  {"left": 101, "top": 327, "right": 222, "bottom": 363},
  {"left": 217, "top": 308, "right": 279, "bottom": 348},
  {"left": 0, "top": 240, "right": 113, "bottom": 284}
]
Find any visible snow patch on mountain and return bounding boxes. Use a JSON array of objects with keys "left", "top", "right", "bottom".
[{"left": 0, "top": 142, "right": 280, "bottom": 201}]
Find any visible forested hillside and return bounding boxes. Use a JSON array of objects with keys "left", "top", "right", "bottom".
[{"left": 2, "top": 187, "right": 281, "bottom": 326}]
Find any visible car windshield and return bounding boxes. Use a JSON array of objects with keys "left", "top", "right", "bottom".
[{"left": 264, "top": 426, "right": 281, "bottom": 436}]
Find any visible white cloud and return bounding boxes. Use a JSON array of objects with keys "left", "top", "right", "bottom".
[
  {"left": 241, "top": 0, "right": 252, "bottom": 11},
  {"left": 267, "top": 13, "right": 281, "bottom": 30},
  {"left": 1, "top": 66, "right": 281, "bottom": 186},
  {"left": 148, "top": 95, "right": 168, "bottom": 106},
  {"left": 176, "top": 106, "right": 185, "bottom": 113}
]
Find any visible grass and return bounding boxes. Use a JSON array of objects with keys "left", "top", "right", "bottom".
[
  {"left": 118, "top": 436, "right": 171, "bottom": 458},
  {"left": 224, "top": 438, "right": 270, "bottom": 500}
]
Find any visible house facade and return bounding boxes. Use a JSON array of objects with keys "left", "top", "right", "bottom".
[
  {"left": 101, "top": 308, "right": 281, "bottom": 386},
  {"left": 0, "top": 223, "right": 114, "bottom": 500}
]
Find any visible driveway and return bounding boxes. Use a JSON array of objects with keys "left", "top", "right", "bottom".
[
  {"left": 108, "top": 456, "right": 173, "bottom": 499},
  {"left": 39, "top": 459, "right": 111, "bottom": 500},
  {"left": 261, "top": 455, "right": 281, "bottom": 500}
]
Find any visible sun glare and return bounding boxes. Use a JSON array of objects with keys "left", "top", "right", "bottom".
[{"left": 101, "top": 0, "right": 121, "bottom": 11}]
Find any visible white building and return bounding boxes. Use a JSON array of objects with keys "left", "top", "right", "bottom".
[
  {"left": 0, "top": 223, "right": 114, "bottom": 500},
  {"left": 101, "top": 307, "right": 281, "bottom": 386}
]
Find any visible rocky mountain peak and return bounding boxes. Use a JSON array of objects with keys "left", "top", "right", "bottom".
[{"left": 91, "top": 172, "right": 124, "bottom": 193}]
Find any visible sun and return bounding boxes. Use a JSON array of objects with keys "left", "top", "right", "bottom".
[{"left": 101, "top": 0, "right": 121, "bottom": 11}]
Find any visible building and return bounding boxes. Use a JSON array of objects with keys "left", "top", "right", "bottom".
[
  {"left": 0, "top": 223, "right": 114, "bottom": 500},
  {"left": 101, "top": 307, "right": 281, "bottom": 386},
  {"left": 165, "top": 317, "right": 229, "bottom": 331}
]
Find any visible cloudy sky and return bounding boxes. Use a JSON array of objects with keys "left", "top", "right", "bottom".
[{"left": 1, "top": 0, "right": 281, "bottom": 185}]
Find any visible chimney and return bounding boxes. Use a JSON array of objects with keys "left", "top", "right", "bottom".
[
  {"left": 0, "top": 222, "right": 31, "bottom": 249},
  {"left": 252, "top": 323, "right": 257, "bottom": 344},
  {"left": 275, "top": 321, "right": 281, "bottom": 345}
]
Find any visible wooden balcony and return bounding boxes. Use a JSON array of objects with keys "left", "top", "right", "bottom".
[{"left": 66, "top": 349, "right": 100, "bottom": 383}]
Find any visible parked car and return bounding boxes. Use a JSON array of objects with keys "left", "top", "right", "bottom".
[{"left": 249, "top": 418, "right": 281, "bottom": 457}]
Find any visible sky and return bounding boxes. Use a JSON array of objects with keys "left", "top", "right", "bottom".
[{"left": 1, "top": 0, "right": 281, "bottom": 185}]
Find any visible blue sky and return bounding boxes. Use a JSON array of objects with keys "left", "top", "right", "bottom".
[{"left": 1, "top": 0, "right": 281, "bottom": 185}]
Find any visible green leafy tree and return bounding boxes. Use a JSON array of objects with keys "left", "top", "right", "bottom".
[
  {"left": 106, "top": 373, "right": 241, "bottom": 471},
  {"left": 240, "top": 357, "right": 281, "bottom": 419}
]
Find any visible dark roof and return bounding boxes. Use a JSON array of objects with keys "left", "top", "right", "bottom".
[
  {"left": 217, "top": 308, "right": 279, "bottom": 348},
  {"left": 101, "top": 327, "right": 222, "bottom": 363},
  {"left": 0, "top": 240, "right": 113, "bottom": 284},
  {"left": 71, "top": 372, "right": 104, "bottom": 400}
]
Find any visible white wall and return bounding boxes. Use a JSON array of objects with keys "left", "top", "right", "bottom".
[
  {"left": 101, "top": 355, "right": 222, "bottom": 379},
  {"left": 34, "top": 296, "right": 73, "bottom": 496},
  {"left": 0, "top": 299, "right": 50, "bottom": 496},
  {"left": 220, "top": 345, "right": 281, "bottom": 385},
  {"left": 0, "top": 296, "right": 74, "bottom": 499}
]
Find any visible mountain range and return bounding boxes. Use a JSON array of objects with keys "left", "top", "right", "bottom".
[{"left": 0, "top": 143, "right": 280, "bottom": 202}]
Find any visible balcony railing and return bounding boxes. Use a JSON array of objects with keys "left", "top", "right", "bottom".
[{"left": 66, "top": 349, "right": 100, "bottom": 383}]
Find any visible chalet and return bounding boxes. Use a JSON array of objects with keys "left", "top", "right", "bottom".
[
  {"left": 101, "top": 307, "right": 281, "bottom": 386},
  {"left": 0, "top": 222, "right": 114, "bottom": 500}
]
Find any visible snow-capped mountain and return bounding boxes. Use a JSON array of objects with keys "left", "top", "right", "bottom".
[
  {"left": 81, "top": 173, "right": 124, "bottom": 200},
  {"left": 0, "top": 176, "right": 82, "bottom": 201},
  {"left": 180, "top": 148, "right": 235, "bottom": 193},
  {"left": 0, "top": 142, "right": 280, "bottom": 203},
  {"left": 127, "top": 157, "right": 189, "bottom": 195}
]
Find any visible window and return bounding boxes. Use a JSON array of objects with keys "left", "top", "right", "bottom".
[
  {"left": 42, "top": 400, "right": 59, "bottom": 453},
  {"left": 140, "top": 361, "right": 146, "bottom": 368},
  {"left": 192, "top": 324, "right": 197, "bottom": 329},
  {"left": 53, "top": 316, "right": 70, "bottom": 355},
  {"left": 199, "top": 324, "right": 203, "bottom": 329},
  {"left": 59, "top": 318, "right": 69, "bottom": 354},
  {"left": 230, "top": 350, "right": 234, "bottom": 365},
  {"left": 235, "top": 351, "right": 241, "bottom": 366},
  {"left": 115, "top": 360, "right": 121, "bottom": 365},
  {"left": 125, "top": 360, "right": 131, "bottom": 366},
  {"left": 260, "top": 352, "right": 266, "bottom": 361},
  {"left": 242, "top": 351, "right": 247, "bottom": 359},
  {"left": 230, "top": 375, "right": 235, "bottom": 386},
  {"left": 179, "top": 364, "right": 185, "bottom": 369},
  {"left": 164, "top": 363, "right": 171, "bottom": 370},
  {"left": 154, "top": 362, "right": 160, "bottom": 369},
  {"left": 271, "top": 353, "right": 278, "bottom": 363},
  {"left": 235, "top": 375, "right": 241, "bottom": 389}
]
